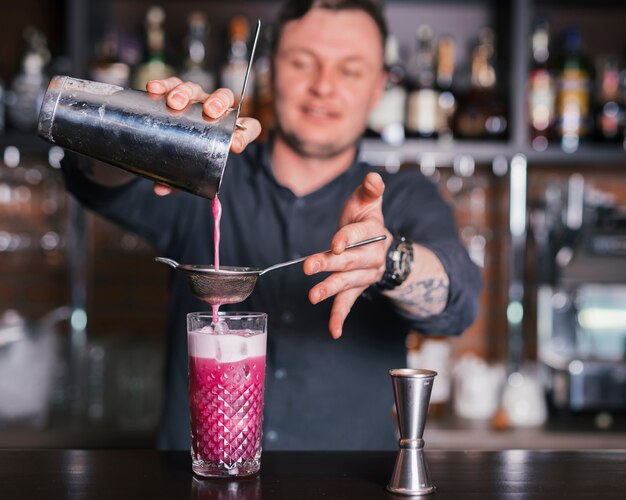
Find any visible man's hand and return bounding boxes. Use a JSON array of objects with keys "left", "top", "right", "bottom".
[
  {"left": 145, "top": 78, "right": 262, "bottom": 196},
  {"left": 303, "top": 172, "right": 392, "bottom": 339}
]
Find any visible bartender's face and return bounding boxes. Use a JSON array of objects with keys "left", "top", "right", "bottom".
[{"left": 273, "top": 8, "right": 385, "bottom": 159}]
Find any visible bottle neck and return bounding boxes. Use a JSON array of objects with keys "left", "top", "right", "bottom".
[
  {"left": 471, "top": 49, "right": 496, "bottom": 89},
  {"left": 147, "top": 26, "right": 165, "bottom": 61},
  {"left": 187, "top": 19, "right": 208, "bottom": 67},
  {"left": 532, "top": 28, "right": 550, "bottom": 67},
  {"left": 436, "top": 37, "right": 455, "bottom": 89},
  {"left": 599, "top": 62, "right": 620, "bottom": 102},
  {"left": 562, "top": 30, "right": 585, "bottom": 69},
  {"left": 411, "top": 26, "right": 435, "bottom": 88},
  {"left": 187, "top": 39, "right": 206, "bottom": 67},
  {"left": 415, "top": 46, "right": 434, "bottom": 88},
  {"left": 383, "top": 36, "right": 404, "bottom": 85},
  {"left": 229, "top": 39, "right": 248, "bottom": 64}
]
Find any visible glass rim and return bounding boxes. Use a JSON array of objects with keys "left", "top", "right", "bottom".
[{"left": 187, "top": 311, "right": 267, "bottom": 321}]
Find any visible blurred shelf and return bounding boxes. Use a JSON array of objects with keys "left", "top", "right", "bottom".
[
  {"left": 360, "top": 138, "right": 511, "bottom": 168},
  {"left": 525, "top": 144, "right": 626, "bottom": 166},
  {"left": 425, "top": 409, "right": 626, "bottom": 450},
  {"left": 536, "top": 0, "right": 626, "bottom": 7},
  {"left": 0, "top": 421, "right": 155, "bottom": 450},
  {"left": 361, "top": 138, "right": 626, "bottom": 168},
  {"left": 4, "top": 131, "right": 623, "bottom": 170},
  {"left": 426, "top": 426, "right": 626, "bottom": 450}
]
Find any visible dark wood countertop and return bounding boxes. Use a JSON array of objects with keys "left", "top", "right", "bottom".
[{"left": 1, "top": 449, "right": 625, "bottom": 499}]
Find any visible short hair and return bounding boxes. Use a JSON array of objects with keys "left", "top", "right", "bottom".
[{"left": 272, "top": 0, "right": 388, "bottom": 54}]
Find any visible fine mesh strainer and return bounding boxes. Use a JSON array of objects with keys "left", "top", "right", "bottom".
[{"left": 155, "top": 235, "right": 386, "bottom": 305}]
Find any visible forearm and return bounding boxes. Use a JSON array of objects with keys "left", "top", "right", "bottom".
[
  {"left": 383, "top": 243, "right": 450, "bottom": 318},
  {"left": 61, "top": 152, "right": 190, "bottom": 254}
]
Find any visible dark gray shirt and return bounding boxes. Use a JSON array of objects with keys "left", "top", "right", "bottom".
[{"left": 62, "top": 139, "right": 481, "bottom": 450}]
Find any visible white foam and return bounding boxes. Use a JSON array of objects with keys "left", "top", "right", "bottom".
[{"left": 188, "top": 329, "right": 266, "bottom": 362}]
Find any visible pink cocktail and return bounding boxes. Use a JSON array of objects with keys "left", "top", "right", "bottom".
[{"left": 187, "top": 312, "right": 267, "bottom": 477}]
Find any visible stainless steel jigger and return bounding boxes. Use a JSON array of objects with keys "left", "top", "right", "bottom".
[{"left": 387, "top": 368, "right": 437, "bottom": 496}]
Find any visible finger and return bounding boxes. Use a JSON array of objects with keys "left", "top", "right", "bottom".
[
  {"left": 230, "top": 117, "right": 262, "bottom": 153},
  {"left": 153, "top": 183, "right": 174, "bottom": 196},
  {"left": 146, "top": 77, "right": 184, "bottom": 94},
  {"left": 304, "top": 236, "right": 385, "bottom": 275},
  {"left": 342, "top": 172, "right": 385, "bottom": 219},
  {"left": 330, "top": 224, "right": 369, "bottom": 254},
  {"left": 308, "top": 268, "right": 380, "bottom": 305},
  {"left": 202, "top": 88, "right": 236, "bottom": 118},
  {"left": 330, "top": 218, "right": 387, "bottom": 254},
  {"left": 329, "top": 288, "right": 365, "bottom": 339},
  {"left": 338, "top": 173, "right": 386, "bottom": 228},
  {"left": 164, "top": 81, "right": 211, "bottom": 110},
  {"left": 359, "top": 172, "right": 385, "bottom": 203}
]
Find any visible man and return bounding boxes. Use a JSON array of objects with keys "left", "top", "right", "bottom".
[{"left": 63, "top": 0, "right": 481, "bottom": 450}]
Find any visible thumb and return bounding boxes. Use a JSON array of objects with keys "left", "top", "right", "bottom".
[
  {"left": 339, "top": 173, "right": 385, "bottom": 227},
  {"left": 358, "top": 172, "right": 385, "bottom": 204}
]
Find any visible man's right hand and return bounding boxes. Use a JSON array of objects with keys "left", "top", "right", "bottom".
[{"left": 145, "top": 77, "right": 262, "bottom": 196}]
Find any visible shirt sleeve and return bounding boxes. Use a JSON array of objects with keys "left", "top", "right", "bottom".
[
  {"left": 60, "top": 153, "right": 203, "bottom": 255},
  {"left": 381, "top": 170, "right": 482, "bottom": 336}
]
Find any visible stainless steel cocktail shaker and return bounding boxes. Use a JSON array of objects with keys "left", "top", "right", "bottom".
[{"left": 37, "top": 75, "right": 237, "bottom": 199}]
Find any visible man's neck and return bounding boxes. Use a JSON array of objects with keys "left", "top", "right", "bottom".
[{"left": 270, "top": 136, "right": 357, "bottom": 197}]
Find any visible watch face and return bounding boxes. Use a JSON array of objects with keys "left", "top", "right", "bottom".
[
  {"left": 377, "top": 236, "right": 414, "bottom": 290},
  {"left": 395, "top": 242, "right": 413, "bottom": 280}
]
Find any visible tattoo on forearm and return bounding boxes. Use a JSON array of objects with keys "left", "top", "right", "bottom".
[{"left": 392, "top": 278, "right": 450, "bottom": 317}]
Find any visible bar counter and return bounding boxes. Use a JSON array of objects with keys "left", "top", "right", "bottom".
[{"left": 1, "top": 449, "right": 625, "bottom": 499}]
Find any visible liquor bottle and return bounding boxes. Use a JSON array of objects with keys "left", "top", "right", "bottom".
[
  {"left": 435, "top": 35, "right": 457, "bottom": 140},
  {"left": 132, "top": 6, "right": 175, "bottom": 91},
  {"left": 6, "top": 27, "right": 50, "bottom": 132},
  {"left": 594, "top": 56, "right": 624, "bottom": 142},
  {"left": 527, "top": 18, "right": 556, "bottom": 151},
  {"left": 220, "top": 15, "right": 254, "bottom": 116},
  {"left": 555, "top": 27, "right": 591, "bottom": 152},
  {"left": 90, "top": 32, "right": 131, "bottom": 87},
  {"left": 405, "top": 25, "right": 439, "bottom": 139},
  {"left": 180, "top": 11, "right": 215, "bottom": 92},
  {"left": 453, "top": 28, "right": 507, "bottom": 140},
  {"left": 367, "top": 35, "right": 407, "bottom": 145}
]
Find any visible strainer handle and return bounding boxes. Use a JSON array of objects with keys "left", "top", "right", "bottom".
[
  {"left": 259, "top": 235, "right": 387, "bottom": 275},
  {"left": 155, "top": 257, "right": 181, "bottom": 269}
]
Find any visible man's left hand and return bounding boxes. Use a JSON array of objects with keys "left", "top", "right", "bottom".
[{"left": 303, "top": 172, "right": 392, "bottom": 339}]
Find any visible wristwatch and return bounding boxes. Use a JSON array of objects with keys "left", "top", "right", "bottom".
[{"left": 376, "top": 235, "right": 414, "bottom": 290}]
